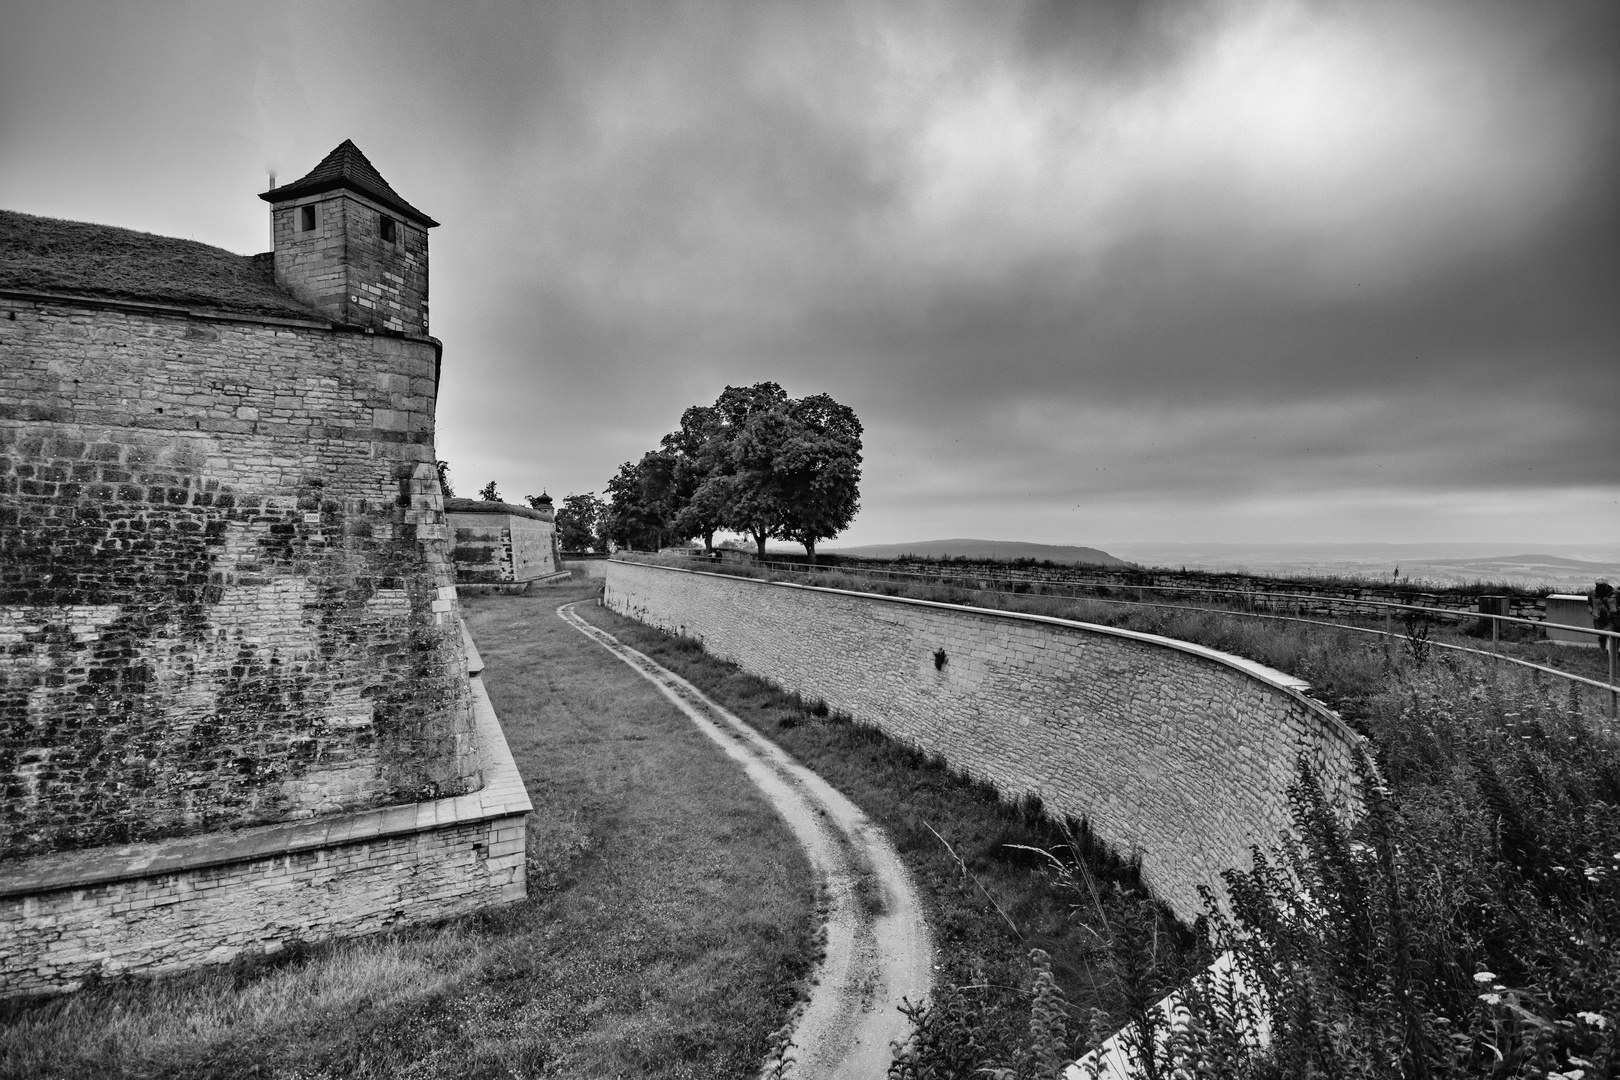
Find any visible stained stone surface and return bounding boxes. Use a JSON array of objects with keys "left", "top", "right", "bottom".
[{"left": 606, "top": 559, "right": 1365, "bottom": 922}]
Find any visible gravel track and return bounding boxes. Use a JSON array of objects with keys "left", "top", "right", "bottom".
[{"left": 558, "top": 601, "right": 934, "bottom": 1079}]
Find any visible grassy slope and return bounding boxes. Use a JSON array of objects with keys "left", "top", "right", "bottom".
[
  {"left": 0, "top": 584, "right": 817, "bottom": 1080},
  {"left": 573, "top": 600, "right": 1196, "bottom": 1066}
]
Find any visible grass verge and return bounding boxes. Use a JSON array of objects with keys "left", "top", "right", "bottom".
[{"left": 0, "top": 584, "right": 817, "bottom": 1080}]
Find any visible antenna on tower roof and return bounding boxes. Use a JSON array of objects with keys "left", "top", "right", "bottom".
[{"left": 267, "top": 174, "right": 277, "bottom": 249}]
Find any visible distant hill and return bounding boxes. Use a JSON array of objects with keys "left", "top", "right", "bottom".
[
  {"left": 1102, "top": 542, "right": 1620, "bottom": 590},
  {"left": 1439, "top": 553, "right": 1618, "bottom": 572},
  {"left": 824, "top": 539, "right": 1131, "bottom": 567}
]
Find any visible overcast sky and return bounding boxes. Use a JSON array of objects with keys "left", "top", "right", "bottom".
[{"left": 3, "top": 0, "right": 1616, "bottom": 548}]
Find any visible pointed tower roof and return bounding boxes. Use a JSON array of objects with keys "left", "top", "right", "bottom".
[{"left": 259, "top": 140, "right": 439, "bottom": 227}]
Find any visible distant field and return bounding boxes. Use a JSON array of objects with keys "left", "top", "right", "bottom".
[
  {"left": 809, "top": 538, "right": 1620, "bottom": 589},
  {"left": 822, "top": 538, "right": 1131, "bottom": 566},
  {"left": 1105, "top": 541, "right": 1620, "bottom": 589}
]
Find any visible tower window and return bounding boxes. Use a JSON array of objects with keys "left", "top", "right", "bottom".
[
  {"left": 379, "top": 215, "right": 397, "bottom": 243},
  {"left": 300, "top": 204, "right": 316, "bottom": 232}
]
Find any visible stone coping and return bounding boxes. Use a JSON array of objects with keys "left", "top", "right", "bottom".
[
  {"left": 0, "top": 668, "right": 530, "bottom": 900},
  {"left": 461, "top": 617, "right": 485, "bottom": 675},
  {"left": 612, "top": 558, "right": 1361, "bottom": 746},
  {"left": 443, "top": 498, "right": 553, "bottom": 522},
  {"left": 456, "top": 570, "right": 573, "bottom": 595}
]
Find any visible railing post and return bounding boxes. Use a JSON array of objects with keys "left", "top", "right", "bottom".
[{"left": 1609, "top": 636, "right": 1617, "bottom": 720}]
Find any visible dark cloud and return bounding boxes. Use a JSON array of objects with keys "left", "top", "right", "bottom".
[{"left": 3, "top": 0, "right": 1616, "bottom": 543}]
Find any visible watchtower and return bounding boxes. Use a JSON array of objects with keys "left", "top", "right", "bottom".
[{"left": 260, "top": 140, "right": 438, "bottom": 334}]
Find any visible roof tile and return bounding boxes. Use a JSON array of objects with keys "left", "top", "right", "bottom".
[{"left": 261, "top": 140, "right": 438, "bottom": 227}]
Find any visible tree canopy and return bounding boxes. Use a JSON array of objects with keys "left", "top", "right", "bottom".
[
  {"left": 604, "top": 382, "right": 862, "bottom": 560},
  {"left": 552, "top": 492, "right": 607, "bottom": 553}
]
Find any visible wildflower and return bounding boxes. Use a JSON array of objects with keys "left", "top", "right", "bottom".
[
  {"left": 1473, "top": 972, "right": 1497, "bottom": 984},
  {"left": 1576, "top": 1011, "right": 1609, "bottom": 1029},
  {"left": 1480, "top": 993, "right": 1502, "bottom": 1005}
]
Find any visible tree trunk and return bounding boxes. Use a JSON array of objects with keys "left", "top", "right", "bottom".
[
  {"left": 703, "top": 530, "right": 715, "bottom": 554},
  {"left": 804, "top": 539, "right": 816, "bottom": 565},
  {"left": 753, "top": 530, "right": 767, "bottom": 560}
]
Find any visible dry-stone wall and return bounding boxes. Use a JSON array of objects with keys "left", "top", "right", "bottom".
[{"left": 605, "top": 559, "right": 1366, "bottom": 921}]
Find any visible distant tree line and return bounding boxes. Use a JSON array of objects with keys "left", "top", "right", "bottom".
[{"left": 602, "top": 382, "right": 863, "bottom": 561}]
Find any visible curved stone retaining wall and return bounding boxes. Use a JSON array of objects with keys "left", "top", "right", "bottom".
[{"left": 605, "top": 559, "right": 1365, "bottom": 922}]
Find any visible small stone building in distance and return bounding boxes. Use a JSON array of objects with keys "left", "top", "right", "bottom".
[
  {"left": 0, "top": 141, "right": 531, "bottom": 997},
  {"left": 446, "top": 495, "right": 564, "bottom": 590}
]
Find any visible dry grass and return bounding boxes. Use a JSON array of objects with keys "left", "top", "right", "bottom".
[{"left": 0, "top": 583, "right": 818, "bottom": 1080}]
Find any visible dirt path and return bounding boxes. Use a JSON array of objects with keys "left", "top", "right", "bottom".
[{"left": 558, "top": 601, "right": 934, "bottom": 1080}]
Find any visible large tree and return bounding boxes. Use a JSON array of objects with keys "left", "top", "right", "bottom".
[
  {"left": 725, "top": 393, "right": 862, "bottom": 561},
  {"left": 552, "top": 492, "right": 607, "bottom": 553},
  {"left": 661, "top": 403, "right": 727, "bottom": 551},
  {"left": 774, "top": 394, "right": 863, "bottom": 562},
  {"left": 603, "top": 450, "right": 680, "bottom": 551},
  {"left": 606, "top": 381, "right": 862, "bottom": 560},
  {"left": 687, "top": 383, "right": 790, "bottom": 555}
]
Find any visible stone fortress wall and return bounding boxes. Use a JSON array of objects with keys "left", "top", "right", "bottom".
[
  {"left": 446, "top": 498, "right": 561, "bottom": 587},
  {"left": 0, "top": 661, "right": 529, "bottom": 998},
  {"left": 605, "top": 559, "right": 1366, "bottom": 922},
  {"left": 0, "top": 141, "right": 530, "bottom": 996},
  {"left": 0, "top": 296, "right": 475, "bottom": 858}
]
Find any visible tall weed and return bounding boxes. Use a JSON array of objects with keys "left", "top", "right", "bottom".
[{"left": 894, "top": 646, "right": 1620, "bottom": 1078}]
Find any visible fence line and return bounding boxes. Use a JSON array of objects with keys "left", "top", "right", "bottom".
[{"left": 628, "top": 553, "right": 1620, "bottom": 716}]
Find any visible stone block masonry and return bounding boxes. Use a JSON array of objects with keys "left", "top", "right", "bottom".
[
  {"left": 0, "top": 667, "right": 529, "bottom": 997},
  {"left": 271, "top": 190, "right": 430, "bottom": 335},
  {"left": 605, "top": 559, "right": 1366, "bottom": 922},
  {"left": 0, "top": 294, "right": 475, "bottom": 860},
  {"left": 1, "top": 145, "right": 524, "bottom": 998},
  {"left": 446, "top": 500, "right": 561, "bottom": 587}
]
